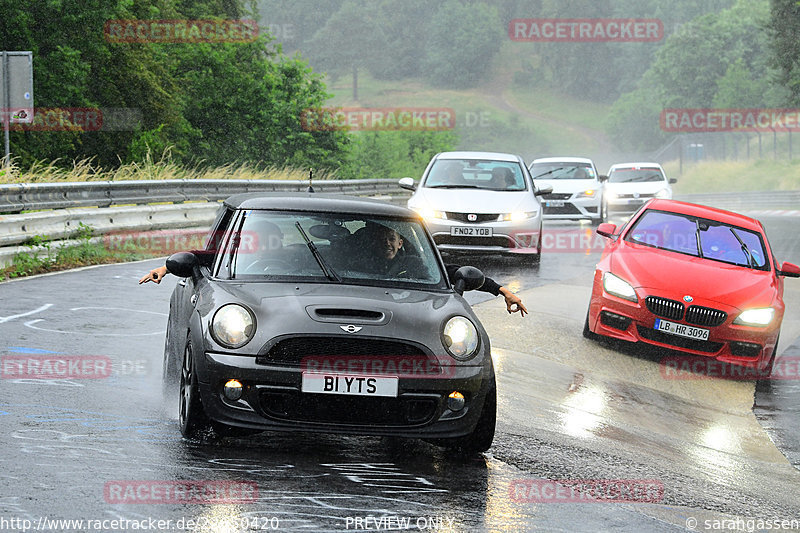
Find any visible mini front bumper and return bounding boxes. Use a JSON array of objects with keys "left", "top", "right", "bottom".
[
  {"left": 196, "top": 351, "right": 493, "bottom": 438},
  {"left": 588, "top": 290, "right": 780, "bottom": 370}
]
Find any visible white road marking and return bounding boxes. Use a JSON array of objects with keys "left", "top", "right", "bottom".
[{"left": 0, "top": 304, "right": 53, "bottom": 324}]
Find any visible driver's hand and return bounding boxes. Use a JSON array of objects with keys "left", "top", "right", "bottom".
[
  {"left": 500, "top": 288, "right": 528, "bottom": 317},
  {"left": 139, "top": 266, "right": 168, "bottom": 284}
]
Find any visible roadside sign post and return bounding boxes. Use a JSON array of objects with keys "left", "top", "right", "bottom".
[{"left": 1, "top": 51, "right": 34, "bottom": 167}]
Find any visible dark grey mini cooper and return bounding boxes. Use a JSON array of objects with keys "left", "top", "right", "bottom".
[{"left": 162, "top": 193, "right": 496, "bottom": 452}]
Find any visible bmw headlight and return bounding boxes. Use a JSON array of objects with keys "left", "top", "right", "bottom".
[
  {"left": 499, "top": 211, "right": 536, "bottom": 221},
  {"left": 655, "top": 188, "right": 671, "bottom": 199},
  {"left": 211, "top": 304, "right": 256, "bottom": 348},
  {"left": 442, "top": 316, "right": 479, "bottom": 360},
  {"left": 576, "top": 189, "right": 597, "bottom": 198},
  {"left": 733, "top": 308, "right": 775, "bottom": 327},
  {"left": 602, "top": 272, "right": 638, "bottom": 302}
]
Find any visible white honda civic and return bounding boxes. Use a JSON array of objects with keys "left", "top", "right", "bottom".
[{"left": 399, "top": 151, "right": 551, "bottom": 262}]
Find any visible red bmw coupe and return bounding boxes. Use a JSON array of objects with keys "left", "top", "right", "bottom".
[{"left": 584, "top": 199, "right": 800, "bottom": 374}]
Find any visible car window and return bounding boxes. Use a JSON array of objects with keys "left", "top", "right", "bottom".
[
  {"left": 608, "top": 167, "right": 665, "bottom": 183},
  {"left": 424, "top": 159, "right": 527, "bottom": 191},
  {"left": 626, "top": 209, "right": 769, "bottom": 270},
  {"left": 218, "top": 210, "right": 446, "bottom": 287},
  {"left": 530, "top": 162, "right": 596, "bottom": 180}
]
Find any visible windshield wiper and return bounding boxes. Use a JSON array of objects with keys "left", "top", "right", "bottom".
[
  {"left": 729, "top": 227, "right": 755, "bottom": 267},
  {"left": 427, "top": 184, "right": 481, "bottom": 189},
  {"left": 532, "top": 167, "right": 565, "bottom": 179},
  {"left": 295, "top": 222, "right": 342, "bottom": 282},
  {"left": 693, "top": 219, "right": 704, "bottom": 258}
]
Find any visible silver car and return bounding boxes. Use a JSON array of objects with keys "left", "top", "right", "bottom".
[{"left": 399, "top": 151, "right": 550, "bottom": 262}]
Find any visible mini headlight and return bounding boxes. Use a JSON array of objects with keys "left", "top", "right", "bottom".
[
  {"left": 576, "top": 189, "right": 597, "bottom": 198},
  {"left": 442, "top": 316, "right": 479, "bottom": 361},
  {"left": 602, "top": 272, "right": 637, "bottom": 302},
  {"left": 733, "top": 308, "right": 775, "bottom": 327},
  {"left": 211, "top": 304, "right": 256, "bottom": 348}
]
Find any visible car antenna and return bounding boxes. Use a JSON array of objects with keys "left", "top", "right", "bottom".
[{"left": 307, "top": 168, "right": 315, "bottom": 193}]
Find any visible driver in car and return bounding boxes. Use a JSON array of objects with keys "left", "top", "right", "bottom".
[{"left": 140, "top": 223, "right": 528, "bottom": 316}]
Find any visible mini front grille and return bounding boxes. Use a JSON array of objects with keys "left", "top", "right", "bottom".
[
  {"left": 257, "top": 336, "right": 437, "bottom": 370},
  {"left": 645, "top": 296, "right": 685, "bottom": 321},
  {"left": 685, "top": 306, "right": 727, "bottom": 327},
  {"left": 445, "top": 212, "right": 499, "bottom": 224}
]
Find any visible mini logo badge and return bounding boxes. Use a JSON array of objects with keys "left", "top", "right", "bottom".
[
  {"left": 467, "top": 214, "right": 477, "bottom": 222},
  {"left": 683, "top": 295, "right": 693, "bottom": 303},
  {"left": 340, "top": 325, "right": 362, "bottom": 333}
]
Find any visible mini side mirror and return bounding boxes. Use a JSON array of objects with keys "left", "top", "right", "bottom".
[
  {"left": 596, "top": 223, "right": 617, "bottom": 238},
  {"left": 451, "top": 266, "right": 485, "bottom": 295},
  {"left": 166, "top": 251, "right": 200, "bottom": 279},
  {"left": 779, "top": 262, "right": 800, "bottom": 278},
  {"left": 398, "top": 177, "right": 417, "bottom": 192}
]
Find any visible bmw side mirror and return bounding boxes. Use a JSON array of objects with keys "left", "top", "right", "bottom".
[
  {"left": 535, "top": 185, "right": 553, "bottom": 196},
  {"left": 398, "top": 177, "right": 417, "bottom": 192},
  {"left": 596, "top": 223, "right": 617, "bottom": 239},
  {"left": 166, "top": 251, "right": 200, "bottom": 279},
  {"left": 452, "top": 266, "right": 485, "bottom": 295},
  {"left": 669, "top": 178, "right": 678, "bottom": 184},
  {"left": 778, "top": 262, "right": 800, "bottom": 278},
  {"left": 598, "top": 175, "right": 609, "bottom": 182}
]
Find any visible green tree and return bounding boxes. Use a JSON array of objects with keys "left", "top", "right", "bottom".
[
  {"left": 422, "top": 1, "right": 503, "bottom": 88},
  {"left": 768, "top": 0, "right": 800, "bottom": 105}
]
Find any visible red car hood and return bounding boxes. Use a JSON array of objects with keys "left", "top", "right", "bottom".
[{"left": 611, "top": 242, "right": 778, "bottom": 309}]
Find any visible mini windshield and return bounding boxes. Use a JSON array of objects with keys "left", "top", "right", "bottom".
[
  {"left": 530, "top": 162, "right": 596, "bottom": 180},
  {"left": 215, "top": 211, "right": 446, "bottom": 288},
  {"left": 424, "top": 159, "right": 527, "bottom": 191},
  {"left": 625, "top": 210, "right": 769, "bottom": 270},
  {"left": 608, "top": 167, "right": 665, "bottom": 183}
]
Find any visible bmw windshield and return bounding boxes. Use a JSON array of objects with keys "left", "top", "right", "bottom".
[{"left": 625, "top": 210, "right": 769, "bottom": 270}]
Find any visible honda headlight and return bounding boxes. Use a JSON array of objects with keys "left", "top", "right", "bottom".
[
  {"left": 442, "top": 316, "right": 479, "bottom": 361},
  {"left": 413, "top": 207, "right": 447, "bottom": 220},
  {"left": 211, "top": 304, "right": 256, "bottom": 348},
  {"left": 602, "top": 272, "right": 637, "bottom": 302},
  {"left": 499, "top": 211, "right": 536, "bottom": 221},
  {"left": 733, "top": 308, "right": 775, "bottom": 327}
]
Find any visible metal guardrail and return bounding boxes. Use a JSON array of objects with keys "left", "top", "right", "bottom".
[
  {"left": 0, "top": 178, "right": 402, "bottom": 213},
  {"left": 673, "top": 190, "right": 800, "bottom": 210}
]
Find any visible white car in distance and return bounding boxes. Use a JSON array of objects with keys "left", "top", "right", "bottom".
[
  {"left": 528, "top": 156, "right": 605, "bottom": 224},
  {"left": 604, "top": 162, "right": 676, "bottom": 214}
]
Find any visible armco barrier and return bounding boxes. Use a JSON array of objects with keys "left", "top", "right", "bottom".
[{"left": 0, "top": 178, "right": 403, "bottom": 213}]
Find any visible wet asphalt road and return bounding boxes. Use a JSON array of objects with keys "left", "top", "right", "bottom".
[{"left": 0, "top": 215, "right": 799, "bottom": 532}]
